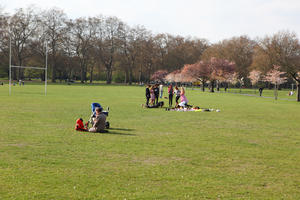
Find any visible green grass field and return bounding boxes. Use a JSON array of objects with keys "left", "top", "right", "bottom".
[{"left": 1, "top": 84, "right": 300, "bottom": 199}]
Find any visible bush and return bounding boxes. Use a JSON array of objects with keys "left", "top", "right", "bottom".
[
  {"left": 112, "top": 71, "right": 125, "bottom": 83},
  {"left": 0, "top": 67, "right": 8, "bottom": 78}
]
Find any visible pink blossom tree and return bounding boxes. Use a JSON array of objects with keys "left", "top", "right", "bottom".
[
  {"left": 181, "top": 62, "right": 209, "bottom": 91},
  {"left": 208, "top": 57, "right": 236, "bottom": 92},
  {"left": 180, "top": 58, "right": 235, "bottom": 92},
  {"left": 227, "top": 72, "right": 238, "bottom": 92},
  {"left": 150, "top": 70, "right": 168, "bottom": 83},
  {"left": 248, "top": 70, "right": 263, "bottom": 93},
  {"left": 164, "top": 70, "right": 181, "bottom": 83},
  {"left": 264, "top": 65, "right": 287, "bottom": 100}
]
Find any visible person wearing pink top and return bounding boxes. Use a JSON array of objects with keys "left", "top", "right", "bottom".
[
  {"left": 150, "top": 86, "right": 155, "bottom": 105},
  {"left": 179, "top": 87, "right": 188, "bottom": 107}
]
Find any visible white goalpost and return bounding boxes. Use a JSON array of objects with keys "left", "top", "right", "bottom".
[{"left": 9, "top": 35, "right": 48, "bottom": 96}]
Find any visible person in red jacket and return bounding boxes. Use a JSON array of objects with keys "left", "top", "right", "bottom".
[{"left": 75, "top": 118, "right": 88, "bottom": 131}]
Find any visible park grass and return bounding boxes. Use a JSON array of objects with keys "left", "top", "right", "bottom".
[{"left": 0, "top": 84, "right": 300, "bottom": 199}]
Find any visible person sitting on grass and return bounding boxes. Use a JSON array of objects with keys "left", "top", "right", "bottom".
[
  {"left": 89, "top": 107, "right": 108, "bottom": 133},
  {"left": 142, "top": 101, "right": 164, "bottom": 108}
]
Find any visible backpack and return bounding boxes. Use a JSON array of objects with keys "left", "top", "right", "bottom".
[{"left": 75, "top": 118, "right": 87, "bottom": 131}]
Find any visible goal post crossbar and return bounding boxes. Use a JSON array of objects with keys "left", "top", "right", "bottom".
[{"left": 11, "top": 65, "right": 47, "bottom": 70}]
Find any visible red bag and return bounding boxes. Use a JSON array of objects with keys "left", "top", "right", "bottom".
[{"left": 75, "top": 118, "right": 88, "bottom": 131}]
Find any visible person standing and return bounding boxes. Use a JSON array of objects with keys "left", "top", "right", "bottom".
[
  {"left": 159, "top": 83, "right": 163, "bottom": 98},
  {"left": 259, "top": 87, "right": 264, "bottom": 97},
  {"left": 168, "top": 84, "right": 174, "bottom": 107},
  {"left": 145, "top": 85, "right": 150, "bottom": 106},
  {"left": 150, "top": 85, "right": 155, "bottom": 106},
  {"left": 154, "top": 84, "right": 159, "bottom": 104},
  {"left": 174, "top": 86, "right": 181, "bottom": 107}
]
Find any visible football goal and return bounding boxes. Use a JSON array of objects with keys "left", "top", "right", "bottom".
[{"left": 9, "top": 36, "right": 48, "bottom": 96}]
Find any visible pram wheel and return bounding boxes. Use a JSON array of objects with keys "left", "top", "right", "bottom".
[{"left": 105, "top": 121, "right": 110, "bottom": 129}]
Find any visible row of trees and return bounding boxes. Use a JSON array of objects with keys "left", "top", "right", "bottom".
[
  {"left": 1, "top": 6, "right": 300, "bottom": 100},
  {"left": 0, "top": 7, "right": 208, "bottom": 84},
  {"left": 153, "top": 59, "right": 300, "bottom": 101},
  {"left": 151, "top": 32, "right": 300, "bottom": 101}
]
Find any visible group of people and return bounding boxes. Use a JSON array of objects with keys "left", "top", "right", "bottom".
[
  {"left": 145, "top": 83, "right": 189, "bottom": 108},
  {"left": 145, "top": 84, "right": 163, "bottom": 106}
]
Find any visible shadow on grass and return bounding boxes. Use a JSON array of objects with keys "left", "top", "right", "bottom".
[
  {"left": 91, "top": 127, "right": 136, "bottom": 136},
  {"left": 98, "top": 131, "right": 136, "bottom": 136},
  {"left": 109, "top": 128, "right": 134, "bottom": 131}
]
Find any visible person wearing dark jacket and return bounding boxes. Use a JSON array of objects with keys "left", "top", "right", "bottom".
[
  {"left": 145, "top": 85, "right": 151, "bottom": 105},
  {"left": 154, "top": 84, "right": 159, "bottom": 104},
  {"left": 168, "top": 84, "right": 174, "bottom": 107}
]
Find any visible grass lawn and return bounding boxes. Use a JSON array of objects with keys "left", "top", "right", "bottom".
[{"left": 0, "top": 83, "right": 300, "bottom": 199}]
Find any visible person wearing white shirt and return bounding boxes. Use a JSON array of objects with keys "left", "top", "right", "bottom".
[{"left": 159, "top": 84, "right": 163, "bottom": 98}]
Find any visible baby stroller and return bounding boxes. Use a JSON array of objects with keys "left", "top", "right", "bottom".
[{"left": 88, "top": 102, "right": 110, "bottom": 129}]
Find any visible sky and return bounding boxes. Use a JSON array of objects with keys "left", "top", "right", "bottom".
[{"left": 1, "top": 0, "right": 300, "bottom": 43}]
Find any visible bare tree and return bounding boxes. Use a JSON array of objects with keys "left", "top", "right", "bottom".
[
  {"left": 120, "top": 25, "right": 150, "bottom": 84},
  {"left": 8, "top": 7, "right": 39, "bottom": 80},
  {"left": 41, "top": 8, "right": 67, "bottom": 82},
  {"left": 70, "top": 17, "right": 94, "bottom": 83},
  {"left": 95, "top": 16, "right": 124, "bottom": 84}
]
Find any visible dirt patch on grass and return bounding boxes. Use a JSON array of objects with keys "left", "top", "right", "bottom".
[{"left": 4, "top": 143, "right": 28, "bottom": 147}]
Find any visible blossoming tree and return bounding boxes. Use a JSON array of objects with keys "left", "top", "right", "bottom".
[
  {"left": 264, "top": 65, "right": 287, "bottom": 100},
  {"left": 181, "top": 62, "right": 209, "bottom": 91},
  {"left": 248, "top": 70, "right": 263, "bottom": 93},
  {"left": 150, "top": 70, "right": 168, "bottom": 83}
]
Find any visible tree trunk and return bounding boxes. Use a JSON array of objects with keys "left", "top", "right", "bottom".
[
  {"left": 51, "top": 64, "right": 56, "bottom": 82},
  {"left": 129, "top": 68, "right": 133, "bottom": 85},
  {"left": 138, "top": 66, "right": 142, "bottom": 83},
  {"left": 106, "top": 66, "right": 112, "bottom": 84},
  {"left": 41, "top": 71, "right": 45, "bottom": 81},
  {"left": 80, "top": 70, "right": 84, "bottom": 83},
  {"left": 274, "top": 83, "right": 278, "bottom": 100},
  {"left": 12, "top": 68, "right": 17, "bottom": 80},
  {"left": 18, "top": 59, "right": 24, "bottom": 80},
  {"left": 89, "top": 66, "right": 94, "bottom": 83},
  {"left": 210, "top": 80, "right": 215, "bottom": 93},
  {"left": 124, "top": 69, "right": 128, "bottom": 84},
  {"left": 201, "top": 81, "right": 205, "bottom": 92},
  {"left": 80, "top": 65, "right": 85, "bottom": 84},
  {"left": 297, "top": 83, "right": 300, "bottom": 102}
]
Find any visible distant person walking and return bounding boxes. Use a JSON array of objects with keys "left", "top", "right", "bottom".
[
  {"left": 159, "top": 83, "right": 163, "bottom": 98},
  {"left": 145, "top": 85, "right": 150, "bottom": 106},
  {"left": 259, "top": 87, "right": 264, "bottom": 97},
  {"left": 168, "top": 84, "right": 174, "bottom": 107}
]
